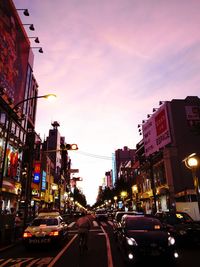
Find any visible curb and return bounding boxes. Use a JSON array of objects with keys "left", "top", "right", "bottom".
[
  {"left": 0, "top": 243, "right": 15, "bottom": 252},
  {"left": 0, "top": 239, "right": 22, "bottom": 252}
]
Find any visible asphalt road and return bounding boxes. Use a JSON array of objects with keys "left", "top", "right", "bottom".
[{"left": 0, "top": 219, "right": 199, "bottom": 267}]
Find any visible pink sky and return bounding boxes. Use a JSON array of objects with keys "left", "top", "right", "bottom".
[{"left": 13, "top": 0, "right": 200, "bottom": 205}]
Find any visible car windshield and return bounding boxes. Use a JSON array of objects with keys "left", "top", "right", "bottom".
[
  {"left": 96, "top": 210, "right": 106, "bottom": 214},
  {"left": 115, "top": 212, "right": 138, "bottom": 222},
  {"left": 31, "top": 218, "right": 58, "bottom": 226},
  {"left": 126, "top": 217, "right": 162, "bottom": 231},
  {"left": 166, "top": 213, "right": 193, "bottom": 224}
]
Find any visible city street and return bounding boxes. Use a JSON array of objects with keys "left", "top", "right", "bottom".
[{"left": 0, "top": 219, "right": 199, "bottom": 267}]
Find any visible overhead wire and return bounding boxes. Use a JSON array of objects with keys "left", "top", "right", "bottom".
[{"left": 70, "top": 150, "right": 112, "bottom": 160}]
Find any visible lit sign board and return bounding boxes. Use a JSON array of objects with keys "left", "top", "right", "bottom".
[
  {"left": 33, "top": 173, "right": 40, "bottom": 183},
  {"left": 33, "top": 162, "right": 41, "bottom": 183},
  {"left": 142, "top": 103, "right": 171, "bottom": 156},
  {"left": 0, "top": 0, "right": 30, "bottom": 106},
  {"left": 41, "top": 171, "right": 46, "bottom": 191}
]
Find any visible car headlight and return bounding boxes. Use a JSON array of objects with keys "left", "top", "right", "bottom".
[
  {"left": 168, "top": 236, "right": 175, "bottom": 246},
  {"left": 126, "top": 237, "right": 137, "bottom": 246}
]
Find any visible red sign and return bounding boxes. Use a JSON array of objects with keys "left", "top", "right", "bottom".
[
  {"left": 34, "top": 162, "right": 41, "bottom": 173},
  {"left": 155, "top": 109, "right": 167, "bottom": 135},
  {"left": 142, "top": 103, "right": 171, "bottom": 156}
]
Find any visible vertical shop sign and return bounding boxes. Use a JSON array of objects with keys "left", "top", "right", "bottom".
[
  {"left": 33, "top": 162, "right": 41, "bottom": 184},
  {"left": 41, "top": 171, "right": 46, "bottom": 191}
]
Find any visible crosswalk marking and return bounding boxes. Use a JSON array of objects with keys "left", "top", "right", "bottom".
[
  {"left": 108, "top": 221, "right": 113, "bottom": 226},
  {"left": 100, "top": 222, "right": 107, "bottom": 227},
  {"left": 93, "top": 221, "right": 99, "bottom": 227}
]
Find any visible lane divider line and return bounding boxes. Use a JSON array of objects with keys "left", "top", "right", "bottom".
[
  {"left": 100, "top": 226, "right": 114, "bottom": 267},
  {"left": 68, "top": 222, "right": 76, "bottom": 228},
  {"left": 47, "top": 234, "right": 78, "bottom": 267}
]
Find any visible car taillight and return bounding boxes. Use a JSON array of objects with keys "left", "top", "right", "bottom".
[
  {"left": 23, "top": 232, "right": 32, "bottom": 238},
  {"left": 49, "top": 230, "right": 59, "bottom": 236}
]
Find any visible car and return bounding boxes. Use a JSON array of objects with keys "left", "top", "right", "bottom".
[
  {"left": 22, "top": 212, "right": 68, "bottom": 248},
  {"left": 112, "top": 211, "right": 144, "bottom": 239},
  {"left": 117, "top": 214, "right": 179, "bottom": 265},
  {"left": 155, "top": 211, "right": 200, "bottom": 247},
  {"left": 95, "top": 209, "right": 108, "bottom": 221}
]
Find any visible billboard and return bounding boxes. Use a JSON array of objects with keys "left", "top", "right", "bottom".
[
  {"left": 142, "top": 103, "right": 171, "bottom": 157},
  {"left": 41, "top": 171, "right": 46, "bottom": 191},
  {"left": 33, "top": 162, "right": 41, "bottom": 184},
  {"left": 0, "top": 0, "right": 30, "bottom": 106}
]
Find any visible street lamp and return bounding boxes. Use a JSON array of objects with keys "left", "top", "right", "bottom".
[
  {"left": 113, "top": 196, "right": 118, "bottom": 209},
  {"left": 120, "top": 191, "right": 127, "bottom": 210},
  {"left": 16, "top": 9, "right": 30, "bottom": 16},
  {"left": 183, "top": 153, "right": 200, "bottom": 214},
  {"left": 132, "top": 185, "right": 138, "bottom": 210},
  {"left": 0, "top": 94, "right": 56, "bottom": 211}
]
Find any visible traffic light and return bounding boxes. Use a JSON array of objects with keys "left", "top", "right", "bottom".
[{"left": 60, "top": 143, "right": 78, "bottom": 150}]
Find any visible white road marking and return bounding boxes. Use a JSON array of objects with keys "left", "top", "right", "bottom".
[
  {"left": 47, "top": 234, "right": 78, "bottom": 267},
  {"left": 100, "top": 226, "right": 114, "bottom": 267},
  {"left": 92, "top": 221, "right": 99, "bottom": 227},
  {"left": 68, "top": 221, "right": 76, "bottom": 228},
  {"left": 0, "top": 257, "right": 53, "bottom": 267}
]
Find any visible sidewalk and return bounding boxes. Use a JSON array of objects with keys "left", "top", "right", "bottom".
[
  {"left": 0, "top": 242, "right": 15, "bottom": 252},
  {"left": 0, "top": 238, "right": 22, "bottom": 252}
]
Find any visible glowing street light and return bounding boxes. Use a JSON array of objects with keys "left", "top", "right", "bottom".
[
  {"left": 113, "top": 196, "right": 118, "bottom": 209},
  {"left": 120, "top": 191, "right": 128, "bottom": 199},
  {"left": 183, "top": 153, "right": 200, "bottom": 214}
]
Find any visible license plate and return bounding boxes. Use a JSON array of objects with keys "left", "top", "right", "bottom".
[{"left": 29, "top": 238, "right": 51, "bottom": 244}]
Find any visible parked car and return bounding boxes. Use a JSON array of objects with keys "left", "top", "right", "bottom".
[
  {"left": 22, "top": 213, "right": 68, "bottom": 248},
  {"left": 113, "top": 211, "right": 144, "bottom": 239},
  {"left": 95, "top": 209, "right": 108, "bottom": 221},
  {"left": 117, "top": 215, "right": 179, "bottom": 265},
  {"left": 155, "top": 211, "right": 200, "bottom": 247}
]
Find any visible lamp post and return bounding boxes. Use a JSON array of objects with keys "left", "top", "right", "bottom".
[
  {"left": 183, "top": 153, "right": 200, "bottom": 214},
  {"left": 0, "top": 94, "right": 56, "bottom": 213}
]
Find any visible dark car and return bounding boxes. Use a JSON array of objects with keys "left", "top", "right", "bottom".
[
  {"left": 155, "top": 211, "right": 200, "bottom": 247},
  {"left": 117, "top": 215, "right": 179, "bottom": 265},
  {"left": 95, "top": 209, "right": 108, "bottom": 221},
  {"left": 113, "top": 211, "right": 144, "bottom": 239},
  {"left": 22, "top": 213, "right": 68, "bottom": 248}
]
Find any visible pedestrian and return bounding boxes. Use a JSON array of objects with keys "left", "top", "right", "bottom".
[{"left": 14, "top": 212, "right": 23, "bottom": 240}]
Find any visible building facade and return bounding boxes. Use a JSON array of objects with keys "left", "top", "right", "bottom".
[
  {"left": 135, "top": 96, "right": 200, "bottom": 220},
  {"left": 0, "top": 0, "right": 39, "bottom": 214}
]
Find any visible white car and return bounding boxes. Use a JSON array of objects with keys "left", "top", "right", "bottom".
[{"left": 23, "top": 213, "right": 68, "bottom": 247}]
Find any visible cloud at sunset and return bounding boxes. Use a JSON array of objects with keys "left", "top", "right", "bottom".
[{"left": 13, "top": 0, "right": 200, "bottom": 204}]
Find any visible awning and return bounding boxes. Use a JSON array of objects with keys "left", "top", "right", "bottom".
[
  {"left": 139, "top": 190, "right": 153, "bottom": 199},
  {"left": 175, "top": 189, "right": 196, "bottom": 198},
  {"left": 2, "top": 179, "right": 17, "bottom": 194}
]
